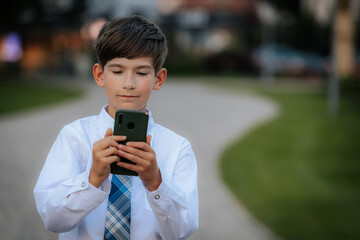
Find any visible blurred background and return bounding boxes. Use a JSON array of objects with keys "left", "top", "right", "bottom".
[
  {"left": 1, "top": 0, "right": 360, "bottom": 240},
  {"left": 0, "top": 0, "right": 359, "bottom": 81}
]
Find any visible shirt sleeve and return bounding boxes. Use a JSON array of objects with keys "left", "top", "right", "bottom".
[
  {"left": 145, "top": 139, "right": 199, "bottom": 240},
  {"left": 33, "top": 125, "right": 111, "bottom": 233}
]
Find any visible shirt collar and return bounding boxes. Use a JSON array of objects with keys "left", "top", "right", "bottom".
[
  {"left": 97, "top": 105, "right": 156, "bottom": 139},
  {"left": 97, "top": 105, "right": 115, "bottom": 138},
  {"left": 146, "top": 109, "right": 155, "bottom": 139}
]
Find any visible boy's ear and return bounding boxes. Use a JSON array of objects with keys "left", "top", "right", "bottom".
[
  {"left": 93, "top": 63, "right": 104, "bottom": 87},
  {"left": 153, "top": 68, "right": 167, "bottom": 91}
]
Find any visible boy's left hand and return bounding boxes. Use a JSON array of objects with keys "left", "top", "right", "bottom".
[{"left": 117, "top": 135, "right": 162, "bottom": 191}]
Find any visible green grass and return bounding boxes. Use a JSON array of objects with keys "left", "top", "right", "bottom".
[
  {"left": 219, "top": 80, "right": 360, "bottom": 240},
  {"left": 0, "top": 80, "right": 83, "bottom": 116}
]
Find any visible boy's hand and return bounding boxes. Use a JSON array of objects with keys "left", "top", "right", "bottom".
[
  {"left": 117, "top": 135, "right": 162, "bottom": 191},
  {"left": 89, "top": 128, "right": 126, "bottom": 188}
]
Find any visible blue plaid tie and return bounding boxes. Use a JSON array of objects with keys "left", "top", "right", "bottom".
[{"left": 104, "top": 175, "right": 131, "bottom": 240}]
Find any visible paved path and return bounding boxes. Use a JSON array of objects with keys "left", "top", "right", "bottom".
[{"left": 0, "top": 80, "right": 279, "bottom": 240}]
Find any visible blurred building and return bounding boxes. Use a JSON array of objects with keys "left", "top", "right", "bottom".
[
  {"left": 157, "top": 0, "right": 259, "bottom": 73},
  {"left": 1, "top": 0, "right": 160, "bottom": 77},
  {"left": 1, "top": 0, "right": 359, "bottom": 78},
  {"left": 158, "top": 0, "right": 258, "bottom": 52},
  {"left": 84, "top": 0, "right": 158, "bottom": 21}
]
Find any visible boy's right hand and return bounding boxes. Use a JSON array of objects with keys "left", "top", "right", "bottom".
[{"left": 89, "top": 128, "right": 126, "bottom": 188}]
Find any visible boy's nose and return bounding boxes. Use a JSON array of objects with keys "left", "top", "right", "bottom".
[{"left": 123, "top": 74, "right": 136, "bottom": 89}]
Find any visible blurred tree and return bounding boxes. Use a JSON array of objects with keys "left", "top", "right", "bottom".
[
  {"left": 328, "top": 0, "right": 359, "bottom": 115},
  {"left": 0, "top": 0, "right": 87, "bottom": 78},
  {"left": 0, "top": 0, "right": 42, "bottom": 33},
  {"left": 273, "top": 0, "right": 301, "bottom": 16},
  {"left": 334, "top": 0, "right": 356, "bottom": 78},
  {"left": 0, "top": 0, "right": 86, "bottom": 34},
  {"left": 270, "top": 0, "right": 331, "bottom": 56}
]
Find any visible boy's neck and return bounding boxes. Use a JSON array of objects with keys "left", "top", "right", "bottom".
[
  {"left": 105, "top": 105, "right": 148, "bottom": 119},
  {"left": 104, "top": 105, "right": 114, "bottom": 119}
]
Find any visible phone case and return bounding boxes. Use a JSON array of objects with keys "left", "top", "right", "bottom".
[{"left": 111, "top": 109, "right": 149, "bottom": 176}]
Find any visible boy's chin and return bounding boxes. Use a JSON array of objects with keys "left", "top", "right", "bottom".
[{"left": 115, "top": 105, "right": 146, "bottom": 111}]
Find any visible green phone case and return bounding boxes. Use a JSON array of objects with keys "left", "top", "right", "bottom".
[{"left": 111, "top": 109, "right": 149, "bottom": 176}]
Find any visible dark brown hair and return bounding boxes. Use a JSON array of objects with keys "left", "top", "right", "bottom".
[{"left": 95, "top": 15, "right": 167, "bottom": 73}]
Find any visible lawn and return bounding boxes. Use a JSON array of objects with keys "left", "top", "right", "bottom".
[
  {"left": 0, "top": 80, "right": 83, "bottom": 116},
  {"left": 219, "top": 79, "right": 360, "bottom": 240}
]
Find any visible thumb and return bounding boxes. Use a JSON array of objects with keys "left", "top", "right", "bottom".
[
  {"left": 146, "top": 135, "right": 152, "bottom": 145},
  {"left": 105, "top": 128, "right": 113, "bottom": 137}
]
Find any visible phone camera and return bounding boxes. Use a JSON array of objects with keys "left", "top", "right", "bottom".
[
  {"left": 118, "top": 114, "right": 123, "bottom": 127},
  {"left": 127, "top": 122, "right": 135, "bottom": 130}
]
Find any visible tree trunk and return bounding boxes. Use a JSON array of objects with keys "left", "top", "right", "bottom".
[{"left": 334, "top": 0, "right": 355, "bottom": 78}]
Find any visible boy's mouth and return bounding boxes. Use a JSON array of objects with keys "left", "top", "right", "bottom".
[{"left": 118, "top": 94, "right": 138, "bottom": 99}]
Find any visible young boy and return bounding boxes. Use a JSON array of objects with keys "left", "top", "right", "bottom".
[{"left": 34, "top": 16, "right": 199, "bottom": 240}]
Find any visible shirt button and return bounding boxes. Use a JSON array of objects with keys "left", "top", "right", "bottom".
[
  {"left": 81, "top": 182, "right": 85, "bottom": 187},
  {"left": 155, "top": 195, "right": 160, "bottom": 200}
]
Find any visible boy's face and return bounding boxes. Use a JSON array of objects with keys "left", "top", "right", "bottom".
[{"left": 93, "top": 57, "right": 166, "bottom": 118}]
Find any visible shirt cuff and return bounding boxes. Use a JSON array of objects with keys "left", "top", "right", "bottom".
[
  {"left": 63, "top": 171, "right": 111, "bottom": 206},
  {"left": 145, "top": 181, "right": 170, "bottom": 204}
]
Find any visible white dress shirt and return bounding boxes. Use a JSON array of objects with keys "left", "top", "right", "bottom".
[{"left": 34, "top": 106, "right": 199, "bottom": 240}]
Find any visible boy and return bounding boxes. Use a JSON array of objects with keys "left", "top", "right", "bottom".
[{"left": 34, "top": 16, "right": 199, "bottom": 240}]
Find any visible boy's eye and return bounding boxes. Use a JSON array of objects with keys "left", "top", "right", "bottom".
[
  {"left": 112, "top": 71, "right": 123, "bottom": 74},
  {"left": 137, "top": 72, "right": 148, "bottom": 76}
]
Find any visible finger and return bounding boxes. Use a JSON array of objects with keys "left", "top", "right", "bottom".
[
  {"left": 118, "top": 148, "right": 155, "bottom": 171},
  {"left": 104, "top": 128, "right": 128, "bottom": 142},
  {"left": 119, "top": 144, "right": 151, "bottom": 160},
  {"left": 118, "top": 149, "right": 142, "bottom": 164},
  {"left": 126, "top": 141, "right": 152, "bottom": 152},
  {"left": 108, "top": 135, "right": 127, "bottom": 142},
  {"left": 117, "top": 160, "right": 140, "bottom": 173},
  {"left": 102, "top": 146, "right": 120, "bottom": 158},
  {"left": 94, "top": 138, "right": 119, "bottom": 150},
  {"left": 105, "top": 128, "right": 113, "bottom": 137},
  {"left": 105, "top": 155, "right": 121, "bottom": 164},
  {"left": 93, "top": 145, "right": 118, "bottom": 161}
]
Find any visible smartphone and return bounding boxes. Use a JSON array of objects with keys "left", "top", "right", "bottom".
[{"left": 111, "top": 109, "right": 149, "bottom": 176}]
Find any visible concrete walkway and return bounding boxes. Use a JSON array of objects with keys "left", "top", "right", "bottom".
[{"left": 0, "top": 80, "right": 279, "bottom": 240}]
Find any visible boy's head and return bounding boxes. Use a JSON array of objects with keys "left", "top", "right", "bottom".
[{"left": 95, "top": 15, "right": 167, "bottom": 73}]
